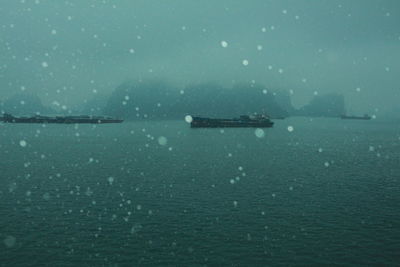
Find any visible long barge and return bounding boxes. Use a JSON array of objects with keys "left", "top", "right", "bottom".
[{"left": 0, "top": 113, "right": 123, "bottom": 124}]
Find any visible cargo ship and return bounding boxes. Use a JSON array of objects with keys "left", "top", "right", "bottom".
[
  {"left": 190, "top": 115, "right": 274, "bottom": 128},
  {"left": 340, "top": 114, "right": 371, "bottom": 120},
  {"left": 0, "top": 113, "right": 123, "bottom": 124}
]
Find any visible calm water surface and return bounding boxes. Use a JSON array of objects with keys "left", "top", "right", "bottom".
[{"left": 0, "top": 118, "right": 399, "bottom": 266}]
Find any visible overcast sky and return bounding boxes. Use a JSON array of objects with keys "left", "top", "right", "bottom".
[{"left": 0, "top": 0, "right": 399, "bottom": 113}]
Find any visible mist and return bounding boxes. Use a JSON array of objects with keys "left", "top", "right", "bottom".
[
  {"left": 2, "top": 1, "right": 400, "bottom": 265},
  {"left": 1, "top": 0, "right": 399, "bottom": 115}
]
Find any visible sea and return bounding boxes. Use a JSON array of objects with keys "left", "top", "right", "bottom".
[{"left": 0, "top": 117, "right": 399, "bottom": 266}]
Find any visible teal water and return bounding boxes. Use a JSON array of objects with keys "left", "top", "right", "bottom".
[{"left": 0, "top": 118, "right": 399, "bottom": 266}]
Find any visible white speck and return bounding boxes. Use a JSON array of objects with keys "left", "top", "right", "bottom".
[
  {"left": 107, "top": 177, "right": 114, "bottom": 185},
  {"left": 220, "top": 41, "right": 228, "bottom": 48},
  {"left": 262, "top": 89, "right": 268, "bottom": 94},
  {"left": 233, "top": 201, "right": 238, "bottom": 207},
  {"left": 289, "top": 89, "right": 294, "bottom": 95},
  {"left": 41, "top": 61, "right": 48, "bottom": 68},
  {"left": 255, "top": 128, "right": 265, "bottom": 138},
  {"left": 129, "top": 48, "right": 135, "bottom": 54},
  {"left": 267, "top": 65, "right": 273, "bottom": 70},
  {"left": 318, "top": 148, "right": 323, "bottom": 153},
  {"left": 385, "top": 67, "right": 390, "bottom": 72},
  {"left": 3, "top": 236, "right": 16, "bottom": 248},
  {"left": 301, "top": 78, "right": 307, "bottom": 83},
  {"left": 181, "top": 26, "right": 186, "bottom": 31},
  {"left": 313, "top": 91, "right": 319, "bottom": 96},
  {"left": 324, "top": 162, "right": 330, "bottom": 167},
  {"left": 257, "top": 45, "right": 263, "bottom": 50},
  {"left": 230, "top": 179, "right": 235, "bottom": 184},
  {"left": 372, "top": 114, "right": 377, "bottom": 119},
  {"left": 289, "top": 186, "right": 293, "bottom": 191},
  {"left": 19, "top": 140, "right": 27, "bottom": 147},
  {"left": 228, "top": 153, "right": 232, "bottom": 157},
  {"left": 180, "top": 90, "right": 185, "bottom": 95},
  {"left": 157, "top": 136, "right": 168, "bottom": 146},
  {"left": 369, "top": 146, "right": 375, "bottom": 152},
  {"left": 238, "top": 166, "right": 243, "bottom": 171},
  {"left": 287, "top": 126, "right": 294, "bottom": 132},
  {"left": 278, "top": 68, "right": 284, "bottom": 74},
  {"left": 270, "top": 25, "right": 275, "bottom": 30},
  {"left": 124, "top": 95, "right": 130, "bottom": 100},
  {"left": 261, "top": 27, "right": 267, "bottom": 32},
  {"left": 51, "top": 29, "right": 57, "bottom": 35},
  {"left": 356, "top": 87, "right": 361, "bottom": 92},
  {"left": 242, "top": 59, "right": 249, "bottom": 66},
  {"left": 282, "top": 9, "right": 288, "bottom": 14},
  {"left": 42, "top": 193, "right": 50, "bottom": 200},
  {"left": 272, "top": 193, "right": 276, "bottom": 198},
  {"left": 130, "top": 224, "right": 143, "bottom": 234},
  {"left": 246, "top": 233, "right": 252, "bottom": 241},
  {"left": 185, "top": 115, "right": 193, "bottom": 123}
]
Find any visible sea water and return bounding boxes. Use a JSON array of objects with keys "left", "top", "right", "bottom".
[{"left": 0, "top": 118, "right": 399, "bottom": 266}]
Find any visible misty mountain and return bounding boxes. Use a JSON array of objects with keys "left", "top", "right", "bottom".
[
  {"left": 384, "top": 106, "right": 400, "bottom": 120},
  {"left": 0, "top": 93, "right": 54, "bottom": 115},
  {"left": 295, "top": 93, "right": 345, "bottom": 117},
  {"left": 102, "top": 81, "right": 292, "bottom": 120},
  {"left": 80, "top": 93, "right": 111, "bottom": 115},
  {"left": 103, "top": 80, "right": 178, "bottom": 119},
  {"left": 171, "top": 82, "right": 291, "bottom": 118}
]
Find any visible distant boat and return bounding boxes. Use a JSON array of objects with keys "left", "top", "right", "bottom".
[
  {"left": 340, "top": 114, "right": 371, "bottom": 120},
  {"left": 190, "top": 115, "right": 274, "bottom": 128},
  {"left": 0, "top": 113, "right": 123, "bottom": 124}
]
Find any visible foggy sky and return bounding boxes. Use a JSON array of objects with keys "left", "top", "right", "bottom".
[{"left": 1, "top": 0, "right": 399, "bottom": 114}]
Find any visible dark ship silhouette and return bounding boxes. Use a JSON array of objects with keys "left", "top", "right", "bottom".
[
  {"left": 190, "top": 115, "right": 274, "bottom": 128},
  {"left": 340, "top": 114, "right": 371, "bottom": 120},
  {"left": 0, "top": 113, "right": 123, "bottom": 124}
]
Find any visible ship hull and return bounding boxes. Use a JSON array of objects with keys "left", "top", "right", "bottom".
[
  {"left": 190, "top": 117, "right": 274, "bottom": 128},
  {"left": 1, "top": 114, "right": 123, "bottom": 124},
  {"left": 3, "top": 119, "right": 124, "bottom": 124},
  {"left": 340, "top": 115, "right": 371, "bottom": 120}
]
